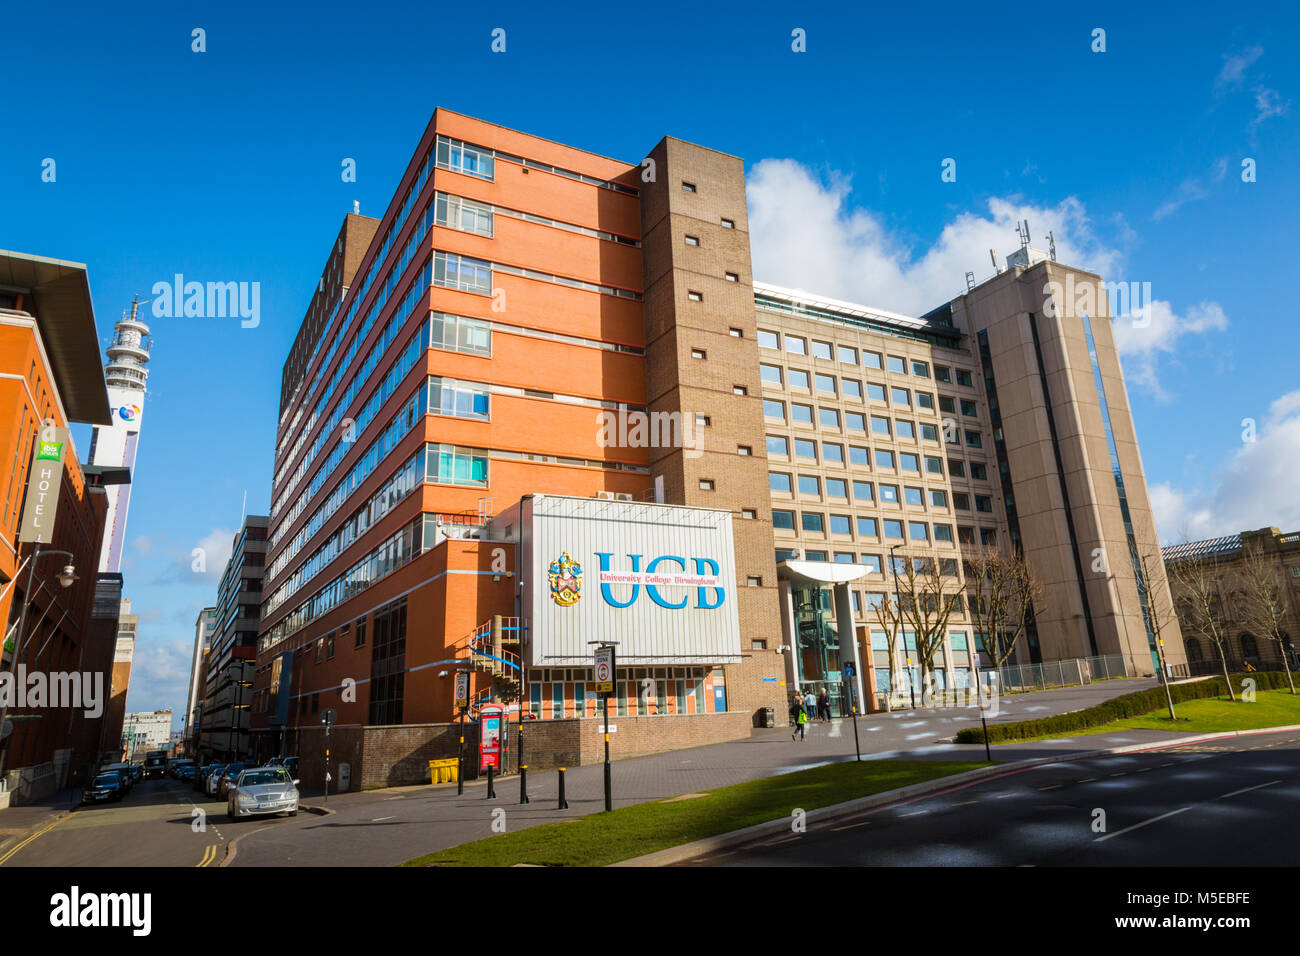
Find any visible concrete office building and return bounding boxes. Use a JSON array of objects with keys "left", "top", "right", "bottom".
[
  {"left": 183, "top": 605, "right": 218, "bottom": 751},
  {"left": 122, "top": 708, "right": 171, "bottom": 758},
  {"left": 100, "top": 597, "right": 136, "bottom": 760},
  {"left": 249, "top": 111, "right": 1176, "bottom": 771},
  {"left": 199, "top": 516, "right": 266, "bottom": 760}
]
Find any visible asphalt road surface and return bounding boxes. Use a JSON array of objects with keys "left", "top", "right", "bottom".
[{"left": 676, "top": 728, "right": 1300, "bottom": 866}]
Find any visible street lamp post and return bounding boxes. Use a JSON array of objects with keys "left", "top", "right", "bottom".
[{"left": 0, "top": 546, "right": 78, "bottom": 779}]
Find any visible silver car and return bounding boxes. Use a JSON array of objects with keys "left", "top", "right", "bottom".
[{"left": 226, "top": 767, "right": 299, "bottom": 820}]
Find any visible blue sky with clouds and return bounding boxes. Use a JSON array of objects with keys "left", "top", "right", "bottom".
[{"left": 3, "top": 1, "right": 1297, "bottom": 722}]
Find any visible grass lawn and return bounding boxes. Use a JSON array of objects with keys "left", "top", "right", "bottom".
[
  {"left": 995, "top": 688, "right": 1300, "bottom": 744},
  {"left": 402, "top": 758, "right": 987, "bottom": 867}
]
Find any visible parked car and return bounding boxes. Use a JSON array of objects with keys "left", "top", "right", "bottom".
[
  {"left": 82, "top": 771, "right": 124, "bottom": 804},
  {"left": 216, "top": 763, "right": 249, "bottom": 798},
  {"left": 129, "top": 764, "right": 144, "bottom": 784},
  {"left": 226, "top": 766, "right": 299, "bottom": 820},
  {"left": 265, "top": 756, "right": 299, "bottom": 780},
  {"left": 202, "top": 764, "right": 228, "bottom": 797},
  {"left": 102, "top": 763, "right": 133, "bottom": 792},
  {"left": 176, "top": 764, "right": 197, "bottom": 781},
  {"left": 168, "top": 759, "right": 195, "bottom": 779}
]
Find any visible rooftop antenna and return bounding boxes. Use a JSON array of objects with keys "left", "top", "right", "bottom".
[
  {"left": 239, "top": 489, "right": 247, "bottom": 526},
  {"left": 965, "top": 271, "right": 976, "bottom": 292},
  {"left": 989, "top": 249, "right": 1001, "bottom": 275},
  {"left": 1016, "top": 219, "right": 1030, "bottom": 249},
  {"left": 1048, "top": 230, "right": 1057, "bottom": 262},
  {"left": 352, "top": 200, "right": 360, "bottom": 214}
]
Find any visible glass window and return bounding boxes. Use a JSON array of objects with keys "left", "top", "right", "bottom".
[
  {"left": 795, "top": 439, "right": 817, "bottom": 460},
  {"left": 849, "top": 446, "right": 869, "bottom": 466},
  {"left": 431, "top": 312, "right": 491, "bottom": 356},
  {"left": 789, "top": 369, "right": 810, "bottom": 389},
  {"left": 433, "top": 251, "right": 492, "bottom": 294},
  {"left": 956, "top": 369, "right": 973, "bottom": 386},
  {"left": 934, "top": 523, "right": 954, "bottom": 542},
  {"left": 871, "top": 415, "right": 891, "bottom": 436},
  {"left": 769, "top": 472, "right": 792, "bottom": 493},
  {"left": 758, "top": 330, "right": 780, "bottom": 350},
  {"left": 896, "top": 420, "right": 915, "bottom": 440},
  {"left": 764, "top": 399, "right": 785, "bottom": 420},
  {"left": 792, "top": 404, "right": 813, "bottom": 424},
  {"left": 867, "top": 383, "right": 886, "bottom": 402},
  {"left": 887, "top": 356, "right": 906, "bottom": 374},
  {"left": 860, "top": 554, "right": 882, "bottom": 573},
  {"left": 934, "top": 365, "right": 951, "bottom": 383},
  {"left": 798, "top": 475, "right": 821, "bottom": 495},
  {"left": 971, "top": 463, "right": 988, "bottom": 480},
  {"left": 429, "top": 444, "right": 489, "bottom": 487},
  {"left": 965, "top": 431, "right": 982, "bottom": 448},
  {"left": 815, "top": 374, "right": 836, "bottom": 394},
  {"left": 975, "top": 495, "right": 993, "bottom": 513},
  {"left": 954, "top": 493, "right": 970, "bottom": 510},
  {"left": 846, "top": 412, "right": 866, "bottom": 432},
  {"left": 884, "top": 519, "right": 904, "bottom": 539},
  {"left": 863, "top": 351, "right": 883, "bottom": 370},
  {"left": 916, "top": 391, "right": 934, "bottom": 410},
  {"left": 766, "top": 435, "right": 789, "bottom": 456},
  {"left": 829, "top": 514, "right": 852, "bottom": 535},
  {"left": 437, "top": 136, "right": 495, "bottom": 180},
  {"left": 812, "top": 340, "right": 833, "bottom": 360},
  {"left": 909, "top": 521, "right": 929, "bottom": 541},
  {"left": 823, "top": 443, "right": 844, "bottom": 464},
  {"left": 819, "top": 407, "right": 840, "bottom": 429},
  {"left": 879, "top": 484, "right": 899, "bottom": 503},
  {"left": 772, "top": 509, "right": 796, "bottom": 530},
  {"left": 760, "top": 364, "right": 783, "bottom": 385},
  {"left": 857, "top": 517, "right": 878, "bottom": 537},
  {"left": 842, "top": 379, "right": 862, "bottom": 400},
  {"left": 911, "top": 360, "right": 930, "bottom": 377},
  {"left": 875, "top": 449, "right": 895, "bottom": 469},
  {"left": 921, "top": 423, "right": 939, "bottom": 442},
  {"left": 786, "top": 336, "right": 807, "bottom": 355},
  {"left": 929, "top": 489, "right": 948, "bottom": 507},
  {"left": 904, "top": 486, "right": 924, "bottom": 506},
  {"left": 826, "top": 477, "right": 848, "bottom": 498},
  {"left": 900, "top": 453, "right": 920, "bottom": 471},
  {"left": 835, "top": 552, "right": 856, "bottom": 565},
  {"left": 891, "top": 387, "right": 910, "bottom": 406},
  {"left": 961, "top": 399, "right": 978, "bottom": 417},
  {"left": 430, "top": 377, "right": 490, "bottom": 419},
  {"left": 435, "top": 193, "right": 493, "bottom": 236},
  {"left": 924, "top": 456, "right": 943, "bottom": 474},
  {"left": 837, "top": 345, "right": 858, "bottom": 364},
  {"left": 801, "top": 512, "right": 824, "bottom": 533},
  {"left": 805, "top": 551, "right": 827, "bottom": 561},
  {"left": 939, "top": 396, "right": 956, "bottom": 413},
  {"left": 948, "top": 459, "right": 965, "bottom": 477},
  {"left": 853, "top": 480, "right": 874, "bottom": 501}
]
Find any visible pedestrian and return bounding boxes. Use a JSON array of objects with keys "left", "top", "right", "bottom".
[
  {"left": 818, "top": 687, "right": 829, "bottom": 721},
  {"left": 789, "top": 695, "right": 806, "bottom": 741},
  {"left": 804, "top": 689, "right": 817, "bottom": 724}
]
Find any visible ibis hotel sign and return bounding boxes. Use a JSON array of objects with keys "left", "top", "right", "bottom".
[
  {"left": 521, "top": 495, "right": 742, "bottom": 667},
  {"left": 19, "top": 426, "right": 69, "bottom": 544}
]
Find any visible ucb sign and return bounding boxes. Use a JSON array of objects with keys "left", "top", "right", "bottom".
[{"left": 595, "top": 553, "right": 726, "bottom": 610}]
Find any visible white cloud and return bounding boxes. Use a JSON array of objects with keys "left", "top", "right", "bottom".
[
  {"left": 1215, "top": 46, "right": 1263, "bottom": 92},
  {"left": 1111, "top": 300, "right": 1229, "bottom": 402},
  {"left": 1251, "top": 85, "right": 1289, "bottom": 129},
  {"left": 745, "top": 159, "right": 1122, "bottom": 316},
  {"left": 1153, "top": 158, "right": 1229, "bottom": 221},
  {"left": 193, "top": 527, "right": 235, "bottom": 581},
  {"left": 1150, "top": 391, "right": 1300, "bottom": 542}
]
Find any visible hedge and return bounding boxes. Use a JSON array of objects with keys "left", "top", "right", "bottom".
[{"left": 953, "top": 672, "right": 1295, "bottom": 744}]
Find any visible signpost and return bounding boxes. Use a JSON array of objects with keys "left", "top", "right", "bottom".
[
  {"left": 454, "top": 671, "right": 469, "bottom": 795},
  {"left": 843, "top": 663, "right": 861, "bottom": 761},
  {"left": 321, "top": 708, "right": 336, "bottom": 802},
  {"left": 592, "top": 643, "right": 616, "bottom": 812}
]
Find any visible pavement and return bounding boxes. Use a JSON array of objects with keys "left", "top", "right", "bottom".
[
  {"left": 672, "top": 728, "right": 1300, "bottom": 866},
  {"left": 0, "top": 787, "right": 83, "bottom": 865}
]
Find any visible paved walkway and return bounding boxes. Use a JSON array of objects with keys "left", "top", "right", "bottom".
[
  {"left": 0, "top": 787, "right": 83, "bottom": 862},
  {"left": 229, "top": 677, "right": 1184, "bottom": 866}
]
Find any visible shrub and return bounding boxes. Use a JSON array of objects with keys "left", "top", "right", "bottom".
[{"left": 953, "top": 672, "right": 1292, "bottom": 744}]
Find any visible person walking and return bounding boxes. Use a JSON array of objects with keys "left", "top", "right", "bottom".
[
  {"left": 789, "top": 695, "right": 806, "bottom": 741},
  {"left": 818, "top": 687, "right": 830, "bottom": 722},
  {"left": 804, "top": 689, "right": 817, "bottom": 725}
]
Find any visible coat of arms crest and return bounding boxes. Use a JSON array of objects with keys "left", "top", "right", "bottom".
[{"left": 547, "top": 551, "right": 582, "bottom": 606}]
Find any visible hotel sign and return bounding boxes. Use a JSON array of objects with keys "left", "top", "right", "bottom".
[{"left": 19, "top": 426, "right": 68, "bottom": 544}]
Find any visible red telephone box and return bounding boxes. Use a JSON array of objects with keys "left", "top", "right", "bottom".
[{"left": 478, "top": 703, "right": 506, "bottom": 771}]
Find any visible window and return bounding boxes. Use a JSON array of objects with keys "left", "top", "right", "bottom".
[
  {"left": 747, "top": 575, "right": 762, "bottom": 586},
  {"left": 975, "top": 495, "right": 993, "bottom": 513},
  {"left": 692, "top": 348, "right": 707, "bottom": 359},
  {"left": 853, "top": 480, "right": 874, "bottom": 501},
  {"left": 849, "top": 446, "right": 869, "bottom": 466},
  {"left": 725, "top": 272, "right": 738, "bottom": 282},
  {"left": 798, "top": 475, "right": 821, "bottom": 496},
  {"left": 431, "top": 312, "right": 491, "bottom": 356},
  {"left": 770, "top": 473, "right": 792, "bottom": 493},
  {"left": 812, "top": 340, "right": 833, "bottom": 360},
  {"left": 684, "top": 235, "right": 700, "bottom": 246},
  {"left": 934, "top": 523, "right": 954, "bottom": 542},
  {"left": 830, "top": 514, "right": 852, "bottom": 535},
  {"left": 836, "top": 346, "right": 857, "bottom": 364},
  {"left": 857, "top": 516, "right": 878, "bottom": 537},
  {"left": 326, "top": 633, "right": 336, "bottom": 659},
  {"left": 929, "top": 489, "right": 948, "bottom": 508},
  {"left": 801, "top": 512, "right": 825, "bottom": 533},
  {"left": 980, "top": 528, "right": 997, "bottom": 546},
  {"left": 435, "top": 193, "right": 493, "bottom": 236},
  {"left": 699, "top": 479, "right": 715, "bottom": 490},
  {"left": 767, "top": 436, "right": 789, "bottom": 456},
  {"left": 428, "top": 444, "right": 490, "bottom": 487},
  {"left": 721, "top": 217, "right": 735, "bottom": 228},
  {"left": 916, "top": 392, "right": 934, "bottom": 410},
  {"left": 687, "top": 290, "right": 703, "bottom": 302},
  {"left": 764, "top": 399, "right": 785, "bottom": 420},
  {"left": 863, "top": 351, "right": 883, "bottom": 370},
  {"left": 948, "top": 459, "right": 966, "bottom": 478},
  {"left": 909, "top": 521, "right": 929, "bottom": 541},
  {"left": 795, "top": 439, "right": 817, "bottom": 460},
  {"left": 961, "top": 399, "right": 978, "bottom": 417},
  {"left": 867, "top": 383, "right": 886, "bottom": 402},
  {"left": 736, "top": 444, "right": 751, "bottom": 456},
  {"left": 433, "top": 251, "right": 491, "bottom": 293},
  {"left": 760, "top": 364, "right": 783, "bottom": 385},
  {"left": 900, "top": 453, "right": 920, "bottom": 472},
  {"left": 888, "top": 356, "right": 906, "bottom": 374},
  {"left": 921, "top": 423, "right": 939, "bottom": 442},
  {"left": 956, "top": 369, "right": 973, "bottom": 387},
  {"left": 826, "top": 477, "right": 848, "bottom": 498},
  {"left": 355, "top": 618, "right": 366, "bottom": 648},
  {"left": 875, "top": 449, "right": 895, "bottom": 469},
  {"left": 924, "top": 456, "right": 943, "bottom": 474},
  {"left": 733, "top": 385, "right": 747, "bottom": 396},
  {"left": 891, "top": 387, "right": 911, "bottom": 407},
  {"left": 904, "top": 486, "right": 924, "bottom": 506},
  {"left": 896, "top": 420, "right": 915, "bottom": 440},
  {"left": 805, "top": 551, "right": 827, "bottom": 561},
  {"left": 816, "top": 373, "right": 837, "bottom": 394},
  {"left": 939, "top": 396, "right": 956, "bottom": 413},
  {"left": 911, "top": 360, "right": 930, "bottom": 377},
  {"left": 879, "top": 484, "right": 900, "bottom": 503},
  {"left": 823, "top": 443, "right": 844, "bottom": 464},
  {"left": 729, "top": 327, "right": 743, "bottom": 337},
  {"left": 772, "top": 509, "right": 795, "bottom": 530},
  {"left": 436, "top": 136, "right": 495, "bottom": 180},
  {"left": 819, "top": 408, "right": 840, "bottom": 429},
  {"left": 846, "top": 412, "right": 866, "bottom": 432},
  {"left": 970, "top": 463, "right": 988, "bottom": 480},
  {"left": 315, "top": 639, "right": 323, "bottom": 664},
  {"left": 860, "top": 554, "right": 882, "bottom": 573},
  {"left": 792, "top": 404, "right": 813, "bottom": 424},
  {"left": 872, "top": 415, "right": 891, "bottom": 436},
  {"left": 785, "top": 336, "right": 807, "bottom": 355},
  {"left": 884, "top": 520, "right": 904, "bottom": 539},
  {"left": 935, "top": 365, "right": 951, "bottom": 383},
  {"left": 789, "top": 369, "right": 810, "bottom": 389},
  {"left": 842, "top": 379, "right": 862, "bottom": 400},
  {"left": 742, "top": 508, "right": 756, "bottom": 519},
  {"left": 682, "top": 181, "right": 696, "bottom": 192},
  {"left": 965, "top": 431, "right": 983, "bottom": 448},
  {"left": 954, "top": 493, "right": 970, "bottom": 510},
  {"left": 958, "top": 526, "right": 975, "bottom": 545},
  {"left": 430, "top": 377, "right": 490, "bottom": 419},
  {"left": 758, "top": 330, "right": 780, "bottom": 350}
]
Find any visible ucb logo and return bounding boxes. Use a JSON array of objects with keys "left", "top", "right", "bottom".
[{"left": 594, "top": 553, "right": 725, "bottom": 610}]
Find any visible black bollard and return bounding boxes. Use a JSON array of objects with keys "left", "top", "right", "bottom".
[
  {"left": 486, "top": 765, "right": 496, "bottom": 799},
  {"left": 557, "top": 767, "right": 569, "bottom": 809},
  {"left": 519, "top": 765, "right": 530, "bottom": 804}
]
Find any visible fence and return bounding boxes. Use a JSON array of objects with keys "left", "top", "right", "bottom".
[{"left": 874, "top": 653, "right": 1140, "bottom": 710}]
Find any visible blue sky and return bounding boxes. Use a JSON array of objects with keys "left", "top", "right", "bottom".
[{"left": 3, "top": 1, "right": 1297, "bottom": 722}]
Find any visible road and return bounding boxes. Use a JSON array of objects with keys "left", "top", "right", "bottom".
[
  {"left": 2, "top": 776, "right": 235, "bottom": 867},
  {"left": 675, "top": 729, "right": 1300, "bottom": 866}
]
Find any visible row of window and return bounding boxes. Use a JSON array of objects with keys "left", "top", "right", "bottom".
[
  {"left": 777, "top": 511, "right": 957, "bottom": 543},
  {"left": 761, "top": 399, "right": 984, "bottom": 447},
  {"left": 757, "top": 330, "right": 975, "bottom": 386},
  {"left": 776, "top": 526, "right": 998, "bottom": 563}
]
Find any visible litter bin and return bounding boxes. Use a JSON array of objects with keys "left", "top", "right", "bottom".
[{"left": 755, "top": 706, "right": 775, "bottom": 729}]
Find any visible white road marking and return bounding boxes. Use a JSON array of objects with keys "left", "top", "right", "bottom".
[
  {"left": 1094, "top": 806, "right": 1191, "bottom": 843},
  {"left": 371, "top": 816, "right": 395, "bottom": 822},
  {"left": 1217, "top": 780, "right": 1281, "bottom": 800}
]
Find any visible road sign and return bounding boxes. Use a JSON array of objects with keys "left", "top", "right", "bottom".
[
  {"left": 454, "top": 671, "right": 469, "bottom": 710},
  {"left": 843, "top": 663, "right": 855, "bottom": 678},
  {"left": 594, "top": 645, "right": 615, "bottom": 694},
  {"left": 321, "top": 708, "right": 337, "bottom": 726}
]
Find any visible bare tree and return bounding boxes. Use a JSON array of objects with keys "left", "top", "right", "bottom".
[
  {"left": 870, "top": 592, "right": 904, "bottom": 712},
  {"left": 891, "top": 551, "right": 964, "bottom": 706},
  {"left": 1166, "top": 551, "right": 1236, "bottom": 700},
  {"left": 964, "top": 545, "right": 1045, "bottom": 696},
  {"left": 1238, "top": 544, "right": 1297, "bottom": 694},
  {"left": 1134, "top": 545, "right": 1179, "bottom": 719}
]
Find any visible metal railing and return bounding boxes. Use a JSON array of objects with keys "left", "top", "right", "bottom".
[{"left": 873, "top": 652, "right": 1139, "bottom": 709}]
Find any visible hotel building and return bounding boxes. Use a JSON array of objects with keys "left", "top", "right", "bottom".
[{"left": 249, "top": 111, "right": 1179, "bottom": 776}]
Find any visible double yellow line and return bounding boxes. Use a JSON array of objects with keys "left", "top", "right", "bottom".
[
  {"left": 0, "top": 813, "right": 66, "bottom": 866},
  {"left": 196, "top": 843, "right": 220, "bottom": 867}
]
